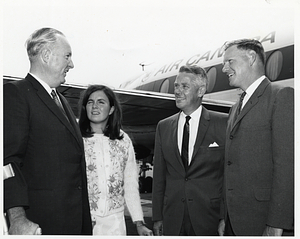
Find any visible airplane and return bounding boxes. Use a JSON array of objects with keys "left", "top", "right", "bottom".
[
  {"left": 120, "top": 30, "right": 294, "bottom": 103},
  {"left": 114, "top": 28, "right": 294, "bottom": 165},
  {"left": 3, "top": 27, "right": 294, "bottom": 181}
]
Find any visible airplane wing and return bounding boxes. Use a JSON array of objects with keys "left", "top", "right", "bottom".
[
  {"left": 3, "top": 76, "right": 233, "bottom": 160},
  {"left": 58, "top": 84, "right": 233, "bottom": 159}
]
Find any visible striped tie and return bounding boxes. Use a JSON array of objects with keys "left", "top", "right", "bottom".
[
  {"left": 51, "top": 90, "right": 68, "bottom": 120},
  {"left": 234, "top": 91, "right": 246, "bottom": 122}
]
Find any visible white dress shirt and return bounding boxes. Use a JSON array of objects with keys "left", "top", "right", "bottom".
[
  {"left": 242, "top": 75, "right": 265, "bottom": 109},
  {"left": 177, "top": 105, "right": 202, "bottom": 164},
  {"left": 29, "top": 72, "right": 62, "bottom": 103}
]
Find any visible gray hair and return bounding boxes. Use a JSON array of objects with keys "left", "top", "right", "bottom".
[
  {"left": 179, "top": 65, "right": 208, "bottom": 89},
  {"left": 25, "top": 28, "right": 65, "bottom": 61}
]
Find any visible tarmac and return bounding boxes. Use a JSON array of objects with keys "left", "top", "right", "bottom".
[{"left": 124, "top": 193, "right": 153, "bottom": 235}]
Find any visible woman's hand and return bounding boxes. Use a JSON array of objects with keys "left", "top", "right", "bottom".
[{"left": 135, "top": 221, "right": 153, "bottom": 236}]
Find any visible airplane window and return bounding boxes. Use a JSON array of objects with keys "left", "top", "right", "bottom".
[
  {"left": 266, "top": 50, "right": 283, "bottom": 81},
  {"left": 206, "top": 67, "right": 217, "bottom": 93},
  {"left": 160, "top": 79, "right": 170, "bottom": 93}
]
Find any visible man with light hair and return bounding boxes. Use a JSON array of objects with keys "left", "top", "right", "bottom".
[
  {"left": 4, "top": 28, "right": 92, "bottom": 235},
  {"left": 219, "top": 39, "right": 294, "bottom": 236},
  {"left": 152, "top": 65, "right": 228, "bottom": 236}
]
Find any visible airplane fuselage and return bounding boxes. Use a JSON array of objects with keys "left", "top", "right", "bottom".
[{"left": 120, "top": 30, "right": 294, "bottom": 104}]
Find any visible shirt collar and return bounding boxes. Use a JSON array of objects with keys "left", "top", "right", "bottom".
[
  {"left": 245, "top": 75, "right": 266, "bottom": 97},
  {"left": 29, "top": 72, "right": 54, "bottom": 96},
  {"left": 180, "top": 105, "right": 202, "bottom": 121}
]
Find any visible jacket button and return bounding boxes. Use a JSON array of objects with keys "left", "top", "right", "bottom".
[
  {"left": 230, "top": 135, "right": 233, "bottom": 140},
  {"left": 227, "top": 161, "right": 232, "bottom": 165},
  {"left": 181, "top": 198, "right": 185, "bottom": 202},
  {"left": 78, "top": 185, "right": 82, "bottom": 190}
]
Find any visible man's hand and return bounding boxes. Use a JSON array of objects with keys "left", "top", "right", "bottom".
[
  {"left": 153, "top": 220, "right": 163, "bottom": 236},
  {"left": 262, "top": 226, "right": 283, "bottom": 236},
  {"left": 7, "top": 207, "right": 41, "bottom": 235},
  {"left": 218, "top": 219, "right": 225, "bottom": 236}
]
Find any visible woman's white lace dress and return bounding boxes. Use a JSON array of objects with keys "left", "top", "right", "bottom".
[{"left": 84, "top": 131, "right": 144, "bottom": 235}]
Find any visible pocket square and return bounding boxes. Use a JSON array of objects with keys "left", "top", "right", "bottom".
[{"left": 209, "top": 142, "right": 219, "bottom": 147}]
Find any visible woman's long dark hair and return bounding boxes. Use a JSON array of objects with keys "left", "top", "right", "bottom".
[{"left": 78, "top": 85, "right": 123, "bottom": 140}]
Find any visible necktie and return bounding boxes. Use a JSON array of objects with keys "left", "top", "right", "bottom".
[
  {"left": 51, "top": 90, "right": 68, "bottom": 119},
  {"left": 234, "top": 91, "right": 246, "bottom": 121},
  {"left": 181, "top": 115, "right": 191, "bottom": 171}
]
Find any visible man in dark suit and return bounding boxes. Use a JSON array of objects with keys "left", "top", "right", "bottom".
[
  {"left": 152, "top": 65, "right": 228, "bottom": 236},
  {"left": 4, "top": 28, "right": 92, "bottom": 235},
  {"left": 218, "top": 39, "right": 294, "bottom": 236}
]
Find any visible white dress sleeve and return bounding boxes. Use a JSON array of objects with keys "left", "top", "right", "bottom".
[{"left": 123, "top": 134, "right": 144, "bottom": 223}]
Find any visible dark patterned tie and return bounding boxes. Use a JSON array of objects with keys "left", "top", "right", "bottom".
[
  {"left": 51, "top": 90, "right": 68, "bottom": 119},
  {"left": 234, "top": 91, "right": 246, "bottom": 121},
  {"left": 181, "top": 115, "right": 191, "bottom": 171}
]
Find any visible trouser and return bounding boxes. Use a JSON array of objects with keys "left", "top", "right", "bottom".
[
  {"left": 224, "top": 214, "right": 235, "bottom": 236},
  {"left": 179, "top": 201, "right": 196, "bottom": 236}
]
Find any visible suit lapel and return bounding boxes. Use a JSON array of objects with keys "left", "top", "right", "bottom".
[
  {"left": 227, "top": 104, "right": 238, "bottom": 133},
  {"left": 230, "top": 78, "right": 270, "bottom": 132},
  {"left": 171, "top": 113, "right": 185, "bottom": 169},
  {"left": 26, "top": 75, "right": 82, "bottom": 148},
  {"left": 58, "top": 91, "right": 84, "bottom": 147},
  {"left": 189, "top": 107, "right": 210, "bottom": 167}
]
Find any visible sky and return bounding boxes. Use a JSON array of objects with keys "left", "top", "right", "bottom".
[{"left": 1, "top": 0, "right": 298, "bottom": 89}]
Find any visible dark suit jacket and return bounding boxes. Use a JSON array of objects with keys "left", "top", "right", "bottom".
[
  {"left": 4, "top": 74, "right": 92, "bottom": 235},
  {"left": 223, "top": 78, "right": 294, "bottom": 235},
  {"left": 152, "top": 107, "right": 228, "bottom": 235}
]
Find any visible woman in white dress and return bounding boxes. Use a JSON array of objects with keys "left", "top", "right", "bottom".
[{"left": 78, "top": 85, "right": 153, "bottom": 236}]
